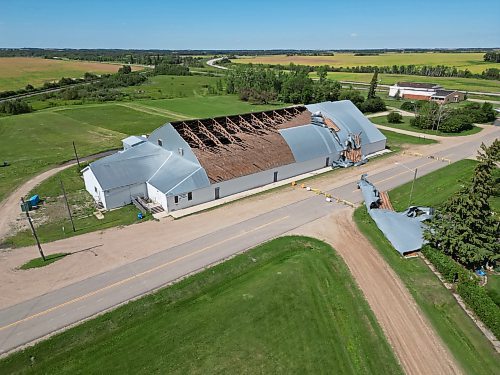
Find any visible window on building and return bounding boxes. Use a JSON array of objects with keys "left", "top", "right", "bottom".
[
  {"left": 188, "top": 192, "right": 193, "bottom": 201},
  {"left": 94, "top": 186, "right": 98, "bottom": 193},
  {"left": 158, "top": 139, "right": 163, "bottom": 147},
  {"left": 174, "top": 195, "right": 179, "bottom": 204}
]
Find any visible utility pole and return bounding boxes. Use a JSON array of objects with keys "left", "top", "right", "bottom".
[
  {"left": 60, "top": 179, "right": 75, "bottom": 232},
  {"left": 408, "top": 168, "right": 418, "bottom": 208},
  {"left": 72, "top": 141, "right": 81, "bottom": 169},
  {"left": 20, "top": 197, "right": 45, "bottom": 261}
]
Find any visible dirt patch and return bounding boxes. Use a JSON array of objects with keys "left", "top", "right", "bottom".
[{"left": 290, "top": 208, "right": 462, "bottom": 375}]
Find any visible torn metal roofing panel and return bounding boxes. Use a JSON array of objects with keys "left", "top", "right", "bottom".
[
  {"left": 305, "top": 100, "right": 386, "bottom": 156},
  {"left": 358, "top": 174, "right": 433, "bottom": 255},
  {"left": 279, "top": 124, "right": 342, "bottom": 163}
]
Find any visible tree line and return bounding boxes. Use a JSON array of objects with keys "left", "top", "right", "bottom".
[
  {"left": 483, "top": 51, "right": 500, "bottom": 63},
  {"left": 408, "top": 101, "right": 496, "bottom": 133},
  {"left": 225, "top": 66, "right": 386, "bottom": 113},
  {"left": 240, "top": 62, "right": 499, "bottom": 81}
]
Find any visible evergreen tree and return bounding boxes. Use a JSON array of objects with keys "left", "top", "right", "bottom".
[
  {"left": 367, "top": 69, "right": 378, "bottom": 99},
  {"left": 425, "top": 141, "right": 500, "bottom": 269}
]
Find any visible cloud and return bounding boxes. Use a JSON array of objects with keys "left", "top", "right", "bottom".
[{"left": 350, "top": 33, "right": 358, "bottom": 38}]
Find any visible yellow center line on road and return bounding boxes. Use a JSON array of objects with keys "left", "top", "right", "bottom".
[{"left": 0, "top": 215, "right": 290, "bottom": 332}]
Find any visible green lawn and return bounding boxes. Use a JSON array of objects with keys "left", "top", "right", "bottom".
[
  {"left": 20, "top": 253, "right": 68, "bottom": 270},
  {"left": 388, "top": 159, "right": 479, "bottom": 211},
  {"left": 370, "top": 115, "right": 483, "bottom": 137},
  {"left": 0, "top": 162, "right": 151, "bottom": 248},
  {"left": 353, "top": 160, "right": 500, "bottom": 375},
  {"left": 54, "top": 104, "right": 168, "bottom": 134},
  {"left": 380, "top": 129, "right": 436, "bottom": 147},
  {"left": 0, "top": 111, "right": 124, "bottom": 203},
  {"left": 139, "top": 95, "right": 287, "bottom": 119},
  {"left": 2, "top": 204, "right": 147, "bottom": 249},
  {"left": 0, "top": 236, "right": 402, "bottom": 374},
  {"left": 121, "top": 74, "right": 221, "bottom": 99},
  {"left": 322, "top": 72, "right": 500, "bottom": 94}
]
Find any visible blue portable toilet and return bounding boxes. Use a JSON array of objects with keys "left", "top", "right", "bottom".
[{"left": 29, "top": 195, "right": 40, "bottom": 206}]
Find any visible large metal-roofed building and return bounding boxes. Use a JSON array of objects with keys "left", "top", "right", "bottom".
[{"left": 83, "top": 100, "right": 386, "bottom": 212}]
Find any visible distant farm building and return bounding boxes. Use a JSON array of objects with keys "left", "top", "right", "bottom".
[
  {"left": 83, "top": 100, "right": 386, "bottom": 213},
  {"left": 389, "top": 82, "right": 465, "bottom": 103}
]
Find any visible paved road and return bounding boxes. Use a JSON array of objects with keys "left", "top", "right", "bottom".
[
  {"left": 206, "top": 57, "right": 229, "bottom": 70},
  {"left": 0, "top": 127, "right": 497, "bottom": 355}
]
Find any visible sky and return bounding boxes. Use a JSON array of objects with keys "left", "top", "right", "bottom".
[{"left": 1, "top": 0, "right": 499, "bottom": 50}]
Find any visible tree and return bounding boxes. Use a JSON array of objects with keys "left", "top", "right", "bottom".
[
  {"left": 367, "top": 69, "right": 378, "bottom": 99},
  {"left": 425, "top": 141, "right": 500, "bottom": 269},
  {"left": 118, "top": 65, "right": 132, "bottom": 74},
  {"left": 387, "top": 111, "right": 403, "bottom": 123},
  {"left": 316, "top": 66, "right": 328, "bottom": 82}
]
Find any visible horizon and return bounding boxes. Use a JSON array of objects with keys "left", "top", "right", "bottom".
[{"left": 1, "top": 0, "right": 499, "bottom": 49}]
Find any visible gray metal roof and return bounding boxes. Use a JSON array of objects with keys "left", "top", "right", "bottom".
[
  {"left": 88, "top": 141, "right": 210, "bottom": 194},
  {"left": 148, "top": 123, "right": 199, "bottom": 165},
  {"left": 305, "top": 100, "right": 386, "bottom": 151},
  {"left": 358, "top": 175, "right": 433, "bottom": 254},
  {"left": 89, "top": 142, "right": 170, "bottom": 191},
  {"left": 432, "top": 90, "right": 456, "bottom": 98},
  {"left": 279, "top": 124, "right": 342, "bottom": 162},
  {"left": 147, "top": 154, "right": 210, "bottom": 195}
]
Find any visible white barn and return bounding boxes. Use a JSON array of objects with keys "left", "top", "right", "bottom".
[{"left": 83, "top": 100, "right": 386, "bottom": 212}]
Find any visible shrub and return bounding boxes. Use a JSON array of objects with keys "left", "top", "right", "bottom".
[
  {"left": 423, "top": 246, "right": 500, "bottom": 339},
  {"left": 387, "top": 111, "right": 403, "bottom": 123},
  {"left": 360, "top": 97, "right": 386, "bottom": 113},
  {"left": 421, "top": 246, "right": 471, "bottom": 283},
  {"left": 457, "top": 280, "right": 500, "bottom": 339}
]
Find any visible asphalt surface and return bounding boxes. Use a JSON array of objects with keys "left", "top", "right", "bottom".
[{"left": 0, "top": 128, "right": 498, "bottom": 355}]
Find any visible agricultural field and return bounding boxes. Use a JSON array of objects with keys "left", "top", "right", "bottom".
[
  {"left": 233, "top": 52, "right": 498, "bottom": 73},
  {"left": 370, "top": 115, "right": 483, "bottom": 137},
  {"left": 320, "top": 72, "right": 500, "bottom": 93},
  {"left": 0, "top": 236, "right": 402, "bottom": 374},
  {"left": 0, "top": 57, "right": 143, "bottom": 91},
  {"left": 354, "top": 159, "right": 500, "bottom": 375}
]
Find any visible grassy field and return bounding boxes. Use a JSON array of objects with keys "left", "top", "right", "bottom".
[
  {"left": 121, "top": 74, "right": 221, "bottom": 99},
  {"left": 139, "top": 95, "right": 286, "bottom": 119},
  {"left": 0, "top": 57, "right": 142, "bottom": 91},
  {"left": 321, "top": 72, "right": 500, "bottom": 93},
  {"left": 370, "top": 115, "right": 483, "bottom": 137},
  {"left": 0, "top": 111, "right": 124, "bottom": 203},
  {"left": 354, "top": 159, "right": 500, "bottom": 375},
  {"left": 0, "top": 236, "right": 402, "bottom": 374},
  {"left": 54, "top": 104, "right": 168, "bottom": 134},
  {"left": 380, "top": 129, "right": 436, "bottom": 147},
  {"left": 233, "top": 52, "right": 498, "bottom": 74}
]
